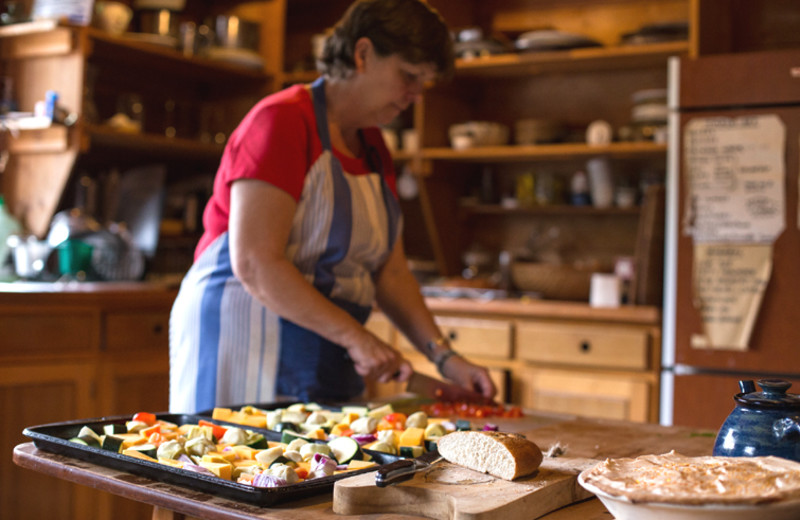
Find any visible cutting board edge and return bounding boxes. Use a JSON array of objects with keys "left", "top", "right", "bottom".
[{"left": 333, "top": 457, "right": 600, "bottom": 520}]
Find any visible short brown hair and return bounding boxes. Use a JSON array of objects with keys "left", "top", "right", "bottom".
[{"left": 318, "top": 0, "right": 454, "bottom": 80}]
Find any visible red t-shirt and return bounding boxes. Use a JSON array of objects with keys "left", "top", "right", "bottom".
[{"left": 195, "top": 84, "right": 397, "bottom": 259}]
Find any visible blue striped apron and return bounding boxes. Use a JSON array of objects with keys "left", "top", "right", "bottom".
[{"left": 169, "top": 77, "right": 401, "bottom": 412}]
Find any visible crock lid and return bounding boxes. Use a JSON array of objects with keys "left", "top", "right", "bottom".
[{"left": 735, "top": 379, "right": 800, "bottom": 410}]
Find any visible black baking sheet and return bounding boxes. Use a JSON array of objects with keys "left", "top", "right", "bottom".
[{"left": 23, "top": 413, "right": 399, "bottom": 506}]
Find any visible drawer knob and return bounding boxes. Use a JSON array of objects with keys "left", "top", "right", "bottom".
[
  {"left": 580, "top": 341, "right": 591, "bottom": 352},
  {"left": 153, "top": 323, "right": 164, "bottom": 334},
  {"left": 447, "top": 330, "right": 457, "bottom": 341}
]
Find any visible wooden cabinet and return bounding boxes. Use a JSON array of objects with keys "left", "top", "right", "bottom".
[
  {"left": 366, "top": 298, "right": 661, "bottom": 422},
  {"left": 0, "top": 284, "right": 176, "bottom": 520},
  {"left": 0, "top": 2, "right": 281, "bottom": 276},
  {"left": 0, "top": 361, "right": 97, "bottom": 520}
]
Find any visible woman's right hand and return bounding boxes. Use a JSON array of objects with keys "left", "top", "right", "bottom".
[{"left": 346, "top": 333, "right": 413, "bottom": 383}]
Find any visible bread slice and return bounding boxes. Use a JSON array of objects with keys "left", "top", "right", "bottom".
[{"left": 436, "top": 431, "right": 543, "bottom": 480}]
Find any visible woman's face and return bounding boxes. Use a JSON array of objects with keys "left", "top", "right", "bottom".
[{"left": 356, "top": 39, "right": 437, "bottom": 126}]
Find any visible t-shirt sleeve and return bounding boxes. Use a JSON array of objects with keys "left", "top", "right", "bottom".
[{"left": 224, "top": 101, "right": 311, "bottom": 201}]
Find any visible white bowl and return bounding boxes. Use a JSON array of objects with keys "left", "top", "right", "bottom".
[{"left": 578, "top": 471, "right": 800, "bottom": 520}]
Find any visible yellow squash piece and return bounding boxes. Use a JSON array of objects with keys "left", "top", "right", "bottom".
[
  {"left": 158, "top": 458, "right": 184, "bottom": 469},
  {"left": 346, "top": 459, "right": 377, "bottom": 470},
  {"left": 122, "top": 448, "right": 157, "bottom": 462},
  {"left": 199, "top": 461, "right": 233, "bottom": 480},
  {"left": 211, "top": 407, "right": 234, "bottom": 422},
  {"left": 398, "top": 427, "right": 425, "bottom": 448}
]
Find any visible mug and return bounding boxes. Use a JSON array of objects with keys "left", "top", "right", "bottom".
[{"left": 590, "top": 273, "right": 621, "bottom": 308}]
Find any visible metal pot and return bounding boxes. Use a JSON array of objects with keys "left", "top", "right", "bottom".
[{"left": 215, "top": 15, "right": 260, "bottom": 52}]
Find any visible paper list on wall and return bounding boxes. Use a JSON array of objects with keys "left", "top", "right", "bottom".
[
  {"left": 683, "top": 115, "right": 785, "bottom": 350},
  {"left": 689, "top": 244, "right": 772, "bottom": 350},
  {"left": 684, "top": 115, "right": 785, "bottom": 244}
]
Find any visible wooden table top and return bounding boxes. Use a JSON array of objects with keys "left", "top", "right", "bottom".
[{"left": 13, "top": 415, "right": 716, "bottom": 520}]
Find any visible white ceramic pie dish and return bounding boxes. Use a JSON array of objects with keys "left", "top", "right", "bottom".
[{"left": 578, "top": 470, "right": 800, "bottom": 520}]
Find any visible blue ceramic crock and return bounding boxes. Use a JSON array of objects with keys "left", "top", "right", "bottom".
[{"left": 713, "top": 379, "right": 800, "bottom": 462}]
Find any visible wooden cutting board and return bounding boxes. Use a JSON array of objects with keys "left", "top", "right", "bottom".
[{"left": 333, "top": 456, "right": 598, "bottom": 520}]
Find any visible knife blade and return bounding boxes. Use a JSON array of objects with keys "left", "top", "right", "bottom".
[{"left": 405, "top": 371, "right": 494, "bottom": 405}]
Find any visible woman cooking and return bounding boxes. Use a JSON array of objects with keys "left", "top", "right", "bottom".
[{"left": 169, "top": 0, "right": 496, "bottom": 413}]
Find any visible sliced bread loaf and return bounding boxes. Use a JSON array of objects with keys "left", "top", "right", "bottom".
[{"left": 436, "top": 431, "right": 543, "bottom": 480}]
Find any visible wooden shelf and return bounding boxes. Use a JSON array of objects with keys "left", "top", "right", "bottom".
[
  {"left": 83, "top": 124, "right": 224, "bottom": 160},
  {"left": 461, "top": 203, "right": 641, "bottom": 217},
  {"left": 455, "top": 41, "right": 690, "bottom": 78},
  {"left": 422, "top": 141, "right": 667, "bottom": 162},
  {"left": 87, "top": 28, "right": 271, "bottom": 84}
]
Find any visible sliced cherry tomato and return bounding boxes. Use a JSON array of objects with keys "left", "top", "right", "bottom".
[
  {"left": 295, "top": 467, "right": 309, "bottom": 480},
  {"left": 198, "top": 419, "right": 228, "bottom": 441},
  {"left": 378, "top": 412, "right": 407, "bottom": 430},
  {"left": 132, "top": 412, "right": 157, "bottom": 426}
]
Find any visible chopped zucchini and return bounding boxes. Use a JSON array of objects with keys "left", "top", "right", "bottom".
[
  {"left": 275, "top": 421, "right": 300, "bottom": 433},
  {"left": 101, "top": 435, "right": 125, "bottom": 453},
  {"left": 270, "top": 457, "right": 297, "bottom": 469},
  {"left": 69, "top": 435, "right": 100, "bottom": 448},
  {"left": 280, "top": 429, "right": 308, "bottom": 445},
  {"left": 125, "top": 420, "right": 149, "bottom": 433},
  {"left": 340, "top": 405, "right": 368, "bottom": 417},
  {"left": 399, "top": 446, "right": 424, "bottom": 458},
  {"left": 245, "top": 433, "right": 268, "bottom": 449},
  {"left": 128, "top": 443, "right": 158, "bottom": 459},
  {"left": 328, "top": 436, "right": 362, "bottom": 464},
  {"left": 78, "top": 426, "right": 102, "bottom": 444},
  {"left": 455, "top": 419, "right": 471, "bottom": 431},
  {"left": 366, "top": 403, "right": 394, "bottom": 421},
  {"left": 103, "top": 424, "right": 127, "bottom": 436}
]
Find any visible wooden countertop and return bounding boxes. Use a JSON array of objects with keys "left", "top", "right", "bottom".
[
  {"left": 425, "top": 297, "right": 661, "bottom": 324},
  {"left": 0, "top": 281, "right": 659, "bottom": 324},
  {"left": 13, "top": 414, "right": 716, "bottom": 520},
  {"left": 0, "top": 281, "right": 178, "bottom": 305}
]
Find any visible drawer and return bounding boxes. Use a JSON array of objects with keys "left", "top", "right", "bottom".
[
  {"left": 514, "top": 366, "right": 651, "bottom": 422},
  {"left": 516, "top": 321, "right": 650, "bottom": 370},
  {"left": 397, "top": 316, "right": 512, "bottom": 360},
  {"left": 105, "top": 311, "right": 169, "bottom": 352},
  {"left": 0, "top": 306, "right": 99, "bottom": 356}
]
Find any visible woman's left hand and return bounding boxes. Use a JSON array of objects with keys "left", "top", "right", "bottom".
[{"left": 440, "top": 355, "right": 497, "bottom": 400}]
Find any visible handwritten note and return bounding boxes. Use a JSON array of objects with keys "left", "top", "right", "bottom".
[
  {"left": 683, "top": 115, "right": 786, "bottom": 350},
  {"left": 684, "top": 115, "right": 785, "bottom": 244},
  {"left": 690, "top": 244, "right": 772, "bottom": 350}
]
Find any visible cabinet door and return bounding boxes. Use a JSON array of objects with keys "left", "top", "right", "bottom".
[
  {"left": 94, "top": 357, "right": 170, "bottom": 520},
  {"left": 515, "top": 366, "right": 651, "bottom": 422},
  {"left": 1, "top": 362, "right": 96, "bottom": 520},
  {"left": 0, "top": 306, "right": 100, "bottom": 357},
  {"left": 104, "top": 311, "right": 170, "bottom": 352}
]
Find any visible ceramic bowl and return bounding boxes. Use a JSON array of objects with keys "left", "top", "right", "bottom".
[
  {"left": 578, "top": 471, "right": 800, "bottom": 520},
  {"left": 449, "top": 121, "right": 509, "bottom": 149},
  {"left": 94, "top": 1, "right": 133, "bottom": 35}
]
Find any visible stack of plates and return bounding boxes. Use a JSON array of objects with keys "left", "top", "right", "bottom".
[{"left": 515, "top": 30, "right": 602, "bottom": 52}]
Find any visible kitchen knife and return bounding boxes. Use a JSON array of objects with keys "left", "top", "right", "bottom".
[
  {"left": 375, "top": 449, "right": 442, "bottom": 487},
  {"left": 405, "top": 371, "right": 494, "bottom": 405}
]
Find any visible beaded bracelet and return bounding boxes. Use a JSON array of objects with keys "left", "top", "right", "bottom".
[{"left": 434, "top": 349, "right": 461, "bottom": 375}]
